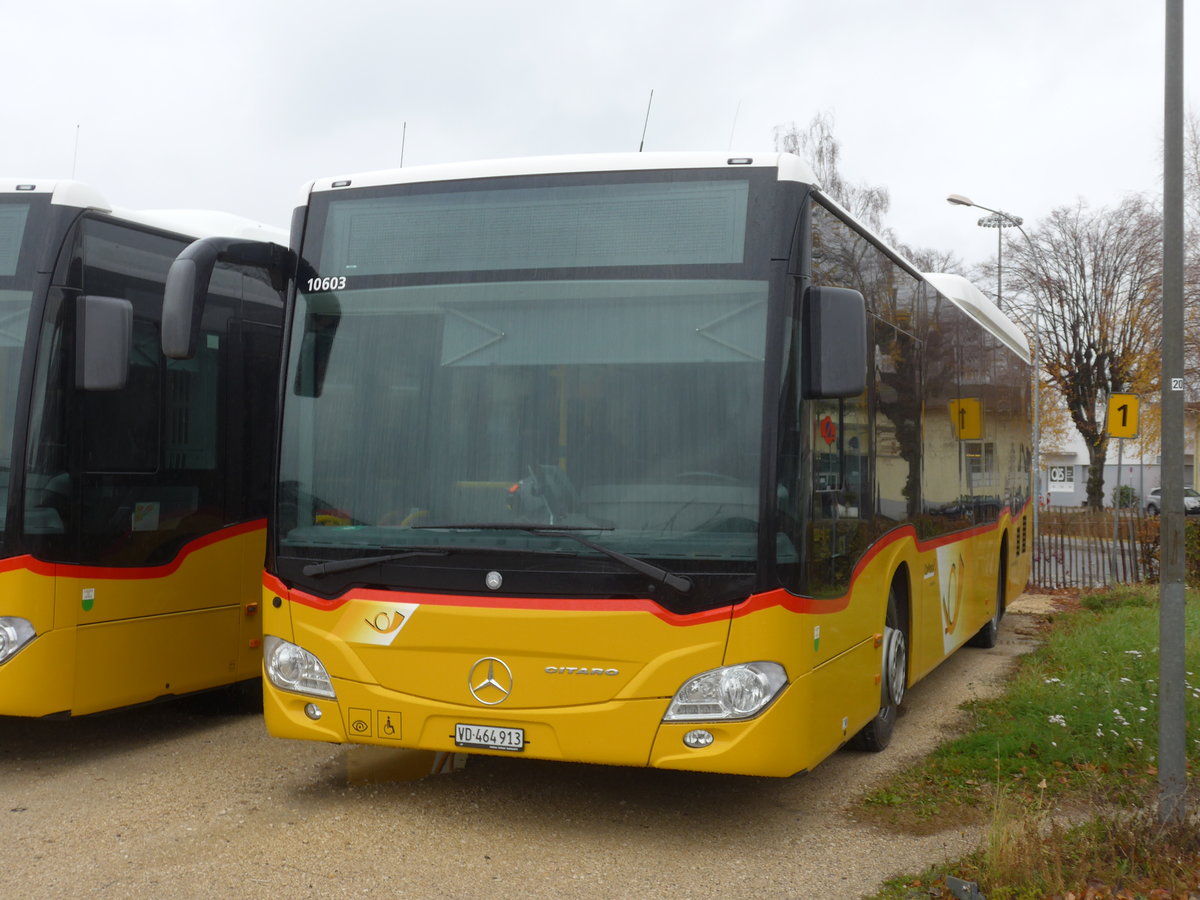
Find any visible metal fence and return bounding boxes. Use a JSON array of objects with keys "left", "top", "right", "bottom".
[{"left": 1031, "top": 505, "right": 1156, "bottom": 590}]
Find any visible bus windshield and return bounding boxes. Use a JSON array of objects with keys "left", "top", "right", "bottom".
[
  {"left": 280, "top": 175, "right": 770, "bottom": 575},
  {"left": 0, "top": 199, "right": 41, "bottom": 524}
]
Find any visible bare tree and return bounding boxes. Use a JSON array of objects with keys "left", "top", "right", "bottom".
[
  {"left": 777, "top": 113, "right": 975, "bottom": 519},
  {"left": 774, "top": 112, "right": 890, "bottom": 231},
  {"left": 898, "top": 244, "right": 966, "bottom": 278},
  {"left": 1182, "top": 110, "right": 1200, "bottom": 391},
  {"left": 1004, "top": 196, "right": 1163, "bottom": 508},
  {"left": 776, "top": 113, "right": 966, "bottom": 278}
]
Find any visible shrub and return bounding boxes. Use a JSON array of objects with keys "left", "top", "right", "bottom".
[{"left": 1138, "top": 517, "right": 1200, "bottom": 585}]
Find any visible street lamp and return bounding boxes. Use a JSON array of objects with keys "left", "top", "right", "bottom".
[
  {"left": 946, "top": 193, "right": 1042, "bottom": 556},
  {"left": 947, "top": 195, "right": 1023, "bottom": 312}
]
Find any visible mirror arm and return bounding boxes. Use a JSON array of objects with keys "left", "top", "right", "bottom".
[{"left": 162, "top": 237, "right": 291, "bottom": 359}]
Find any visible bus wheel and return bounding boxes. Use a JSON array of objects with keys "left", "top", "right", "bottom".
[
  {"left": 968, "top": 549, "right": 1007, "bottom": 649},
  {"left": 850, "top": 584, "right": 906, "bottom": 752}
]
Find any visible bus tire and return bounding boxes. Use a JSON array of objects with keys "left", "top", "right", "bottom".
[
  {"left": 849, "top": 582, "right": 907, "bottom": 752},
  {"left": 968, "top": 544, "right": 1007, "bottom": 649}
]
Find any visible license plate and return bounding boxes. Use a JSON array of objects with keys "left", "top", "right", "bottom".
[{"left": 455, "top": 723, "right": 525, "bottom": 752}]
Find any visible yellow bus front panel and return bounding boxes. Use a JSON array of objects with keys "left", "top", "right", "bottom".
[
  {"left": 263, "top": 585, "right": 885, "bottom": 777},
  {"left": 264, "top": 580, "right": 737, "bottom": 763},
  {"left": 0, "top": 560, "right": 70, "bottom": 716},
  {"left": 0, "top": 627, "right": 76, "bottom": 717},
  {"left": 264, "top": 576, "right": 880, "bottom": 777},
  {"left": 288, "top": 596, "right": 729, "bottom": 706},
  {"left": 268, "top": 676, "right": 676, "bottom": 768},
  {"left": 650, "top": 636, "right": 881, "bottom": 776},
  {"left": 262, "top": 509, "right": 1030, "bottom": 777}
]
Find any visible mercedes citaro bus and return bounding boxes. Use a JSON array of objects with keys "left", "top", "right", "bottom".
[{"left": 164, "top": 153, "right": 1031, "bottom": 776}]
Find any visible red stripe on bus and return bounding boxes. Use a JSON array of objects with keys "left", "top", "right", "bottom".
[
  {"left": 0, "top": 520, "right": 266, "bottom": 581},
  {"left": 275, "top": 500, "right": 1029, "bottom": 625},
  {"left": 281, "top": 582, "right": 734, "bottom": 626}
]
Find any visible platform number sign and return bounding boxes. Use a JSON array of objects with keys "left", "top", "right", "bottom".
[
  {"left": 1106, "top": 392, "right": 1140, "bottom": 439},
  {"left": 948, "top": 398, "right": 982, "bottom": 441}
]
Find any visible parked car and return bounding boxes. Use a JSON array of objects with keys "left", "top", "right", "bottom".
[{"left": 1145, "top": 486, "right": 1200, "bottom": 515}]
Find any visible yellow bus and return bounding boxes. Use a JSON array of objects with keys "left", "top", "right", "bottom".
[
  {"left": 168, "top": 153, "right": 1032, "bottom": 776},
  {"left": 0, "top": 180, "right": 285, "bottom": 717}
]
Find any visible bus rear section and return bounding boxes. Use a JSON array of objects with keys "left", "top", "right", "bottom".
[{"left": 0, "top": 180, "right": 284, "bottom": 716}]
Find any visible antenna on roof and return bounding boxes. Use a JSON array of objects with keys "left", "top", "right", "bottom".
[
  {"left": 400, "top": 122, "right": 407, "bottom": 168},
  {"left": 71, "top": 125, "right": 81, "bottom": 178},
  {"left": 728, "top": 100, "right": 742, "bottom": 150},
  {"left": 639, "top": 90, "right": 654, "bottom": 152}
]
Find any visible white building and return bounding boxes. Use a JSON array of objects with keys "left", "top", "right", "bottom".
[{"left": 1038, "top": 405, "right": 1199, "bottom": 507}]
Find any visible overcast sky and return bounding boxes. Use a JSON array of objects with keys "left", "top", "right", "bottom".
[{"left": 3, "top": 1, "right": 1194, "bottom": 273}]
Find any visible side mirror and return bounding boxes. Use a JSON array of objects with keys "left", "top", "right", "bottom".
[
  {"left": 162, "top": 237, "right": 290, "bottom": 359},
  {"left": 76, "top": 295, "right": 132, "bottom": 391},
  {"left": 802, "top": 285, "right": 867, "bottom": 399}
]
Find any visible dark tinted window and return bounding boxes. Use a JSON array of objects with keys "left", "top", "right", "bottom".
[
  {"left": 776, "top": 201, "right": 931, "bottom": 596},
  {"left": 24, "top": 218, "right": 228, "bottom": 565}
]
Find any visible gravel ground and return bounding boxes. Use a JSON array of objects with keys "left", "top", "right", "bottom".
[{"left": 0, "top": 596, "right": 1051, "bottom": 899}]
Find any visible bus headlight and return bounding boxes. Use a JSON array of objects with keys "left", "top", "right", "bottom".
[
  {"left": 0, "top": 617, "right": 36, "bottom": 664},
  {"left": 663, "top": 661, "right": 787, "bottom": 722},
  {"left": 263, "top": 636, "right": 336, "bottom": 699}
]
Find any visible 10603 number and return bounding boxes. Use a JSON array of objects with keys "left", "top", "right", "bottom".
[{"left": 305, "top": 276, "right": 347, "bottom": 292}]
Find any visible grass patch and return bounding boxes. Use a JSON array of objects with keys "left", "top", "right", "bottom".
[
  {"left": 864, "top": 585, "right": 1200, "bottom": 898},
  {"left": 875, "top": 809, "right": 1200, "bottom": 899}
]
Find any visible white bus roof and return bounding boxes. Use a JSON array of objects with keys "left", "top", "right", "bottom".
[
  {"left": 0, "top": 179, "right": 284, "bottom": 243},
  {"left": 303, "top": 152, "right": 822, "bottom": 198},
  {"left": 923, "top": 271, "right": 1031, "bottom": 362},
  {"left": 130, "top": 209, "right": 286, "bottom": 243}
]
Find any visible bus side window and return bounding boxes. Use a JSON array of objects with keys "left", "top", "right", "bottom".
[
  {"left": 808, "top": 393, "right": 870, "bottom": 596},
  {"left": 74, "top": 218, "right": 225, "bottom": 565}
]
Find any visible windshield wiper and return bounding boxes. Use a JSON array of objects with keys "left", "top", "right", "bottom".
[
  {"left": 413, "top": 524, "right": 693, "bottom": 594},
  {"left": 302, "top": 549, "right": 450, "bottom": 577}
]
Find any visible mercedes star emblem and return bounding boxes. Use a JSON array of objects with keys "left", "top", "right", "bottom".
[{"left": 468, "top": 657, "right": 513, "bottom": 705}]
